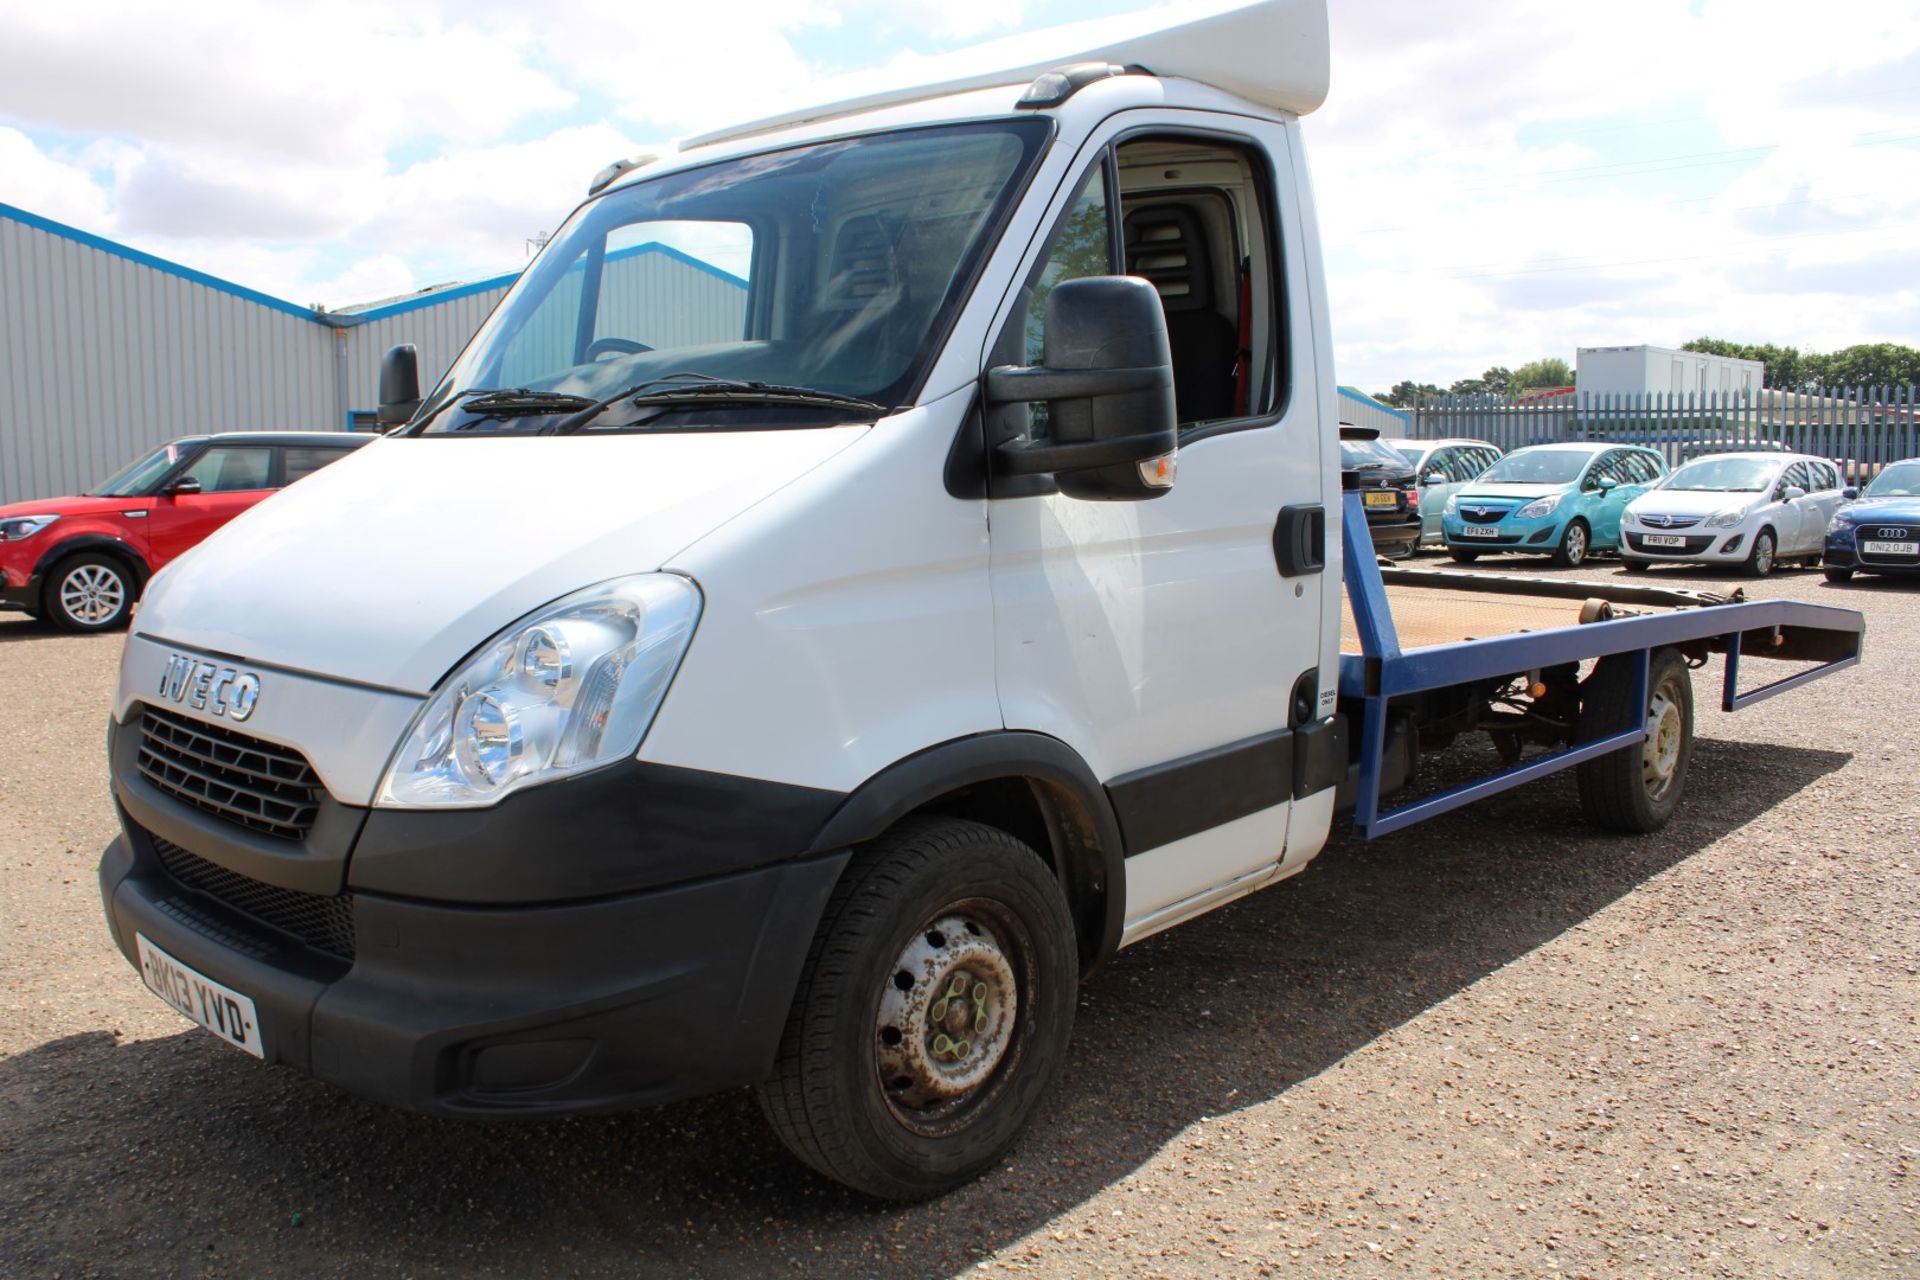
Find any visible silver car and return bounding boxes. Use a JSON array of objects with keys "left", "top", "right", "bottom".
[{"left": 1380, "top": 437, "right": 1504, "bottom": 547}]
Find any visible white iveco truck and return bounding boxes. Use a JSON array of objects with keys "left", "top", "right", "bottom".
[{"left": 99, "top": 0, "right": 1863, "bottom": 1199}]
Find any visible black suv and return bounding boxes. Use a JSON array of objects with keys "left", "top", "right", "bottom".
[{"left": 1339, "top": 424, "right": 1419, "bottom": 559}]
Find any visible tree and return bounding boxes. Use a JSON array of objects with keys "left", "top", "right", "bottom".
[
  {"left": 1449, "top": 366, "right": 1512, "bottom": 396},
  {"left": 1681, "top": 337, "right": 1805, "bottom": 389},
  {"left": 1805, "top": 343, "right": 1920, "bottom": 389},
  {"left": 1380, "top": 380, "right": 1442, "bottom": 407},
  {"left": 1510, "top": 357, "right": 1572, "bottom": 390}
]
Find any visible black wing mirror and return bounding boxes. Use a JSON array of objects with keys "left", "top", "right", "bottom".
[
  {"left": 984, "top": 276, "right": 1177, "bottom": 501},
  {"left": 378, "top": 344, "right": 422, "bottom": 426},
  {"left": 165, "top": 476, "right": 201, "bottom": 498}
]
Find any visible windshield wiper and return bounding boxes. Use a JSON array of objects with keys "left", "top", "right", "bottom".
[
  {"left": 553, "top": 374, "right": 883, "bottom": 434},
  {"left": 408, "top": 387, "right": 595, "bottom": 434}
]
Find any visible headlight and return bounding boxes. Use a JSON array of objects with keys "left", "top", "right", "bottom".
[
  {"left": 376, "top": 574, "right": 701, "bottom": 808},
  {"left": 1704, "top": 507, "right": 1747, "bottom": 530},
  {"left": 1443, "top": 494, "right": 1459, "bottom": 516},
  {"left": 0, "top": 514, "right": 59, "bottom": 541},
  {"left": 1516, "top": 493, "right": 1562, "bottom": 519},
  {"left": 1827, "top": 514, "right": 1855, "bottom": 534}
]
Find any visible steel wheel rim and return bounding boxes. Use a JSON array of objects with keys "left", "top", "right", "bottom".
[
  {"left": 875, "top": 902, "right": 1024, "bottom": 1133},
  {"left": 1566, "top": 525, "right": 1587, "bottom": 564},
  {"left": 1642, "top": 684, "right": 1683, "bottom": 800},
  {"left": 1754, "top": 534, "right": 1773, "bottom": 574},
  {"left": 59, "top": 564, "right": 125, "bottom": 624}
]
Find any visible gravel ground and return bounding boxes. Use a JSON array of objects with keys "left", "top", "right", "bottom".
[{"left": 1, "top": 556, "right": 1915, "bottom": 1278}]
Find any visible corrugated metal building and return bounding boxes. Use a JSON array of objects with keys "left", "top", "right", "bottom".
[
  {"left": 0, "top": 202, "right": 749, "bottom": 505},
  {"left": 1336, "top": 385, "right": 1410, "bottom": 435}
]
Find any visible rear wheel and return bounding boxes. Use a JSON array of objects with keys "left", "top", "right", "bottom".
[
  {"left": 1448, "top": 547, "right": 1480, "bottom": 564},
  {"left": 756, "top": 817, "right": 1078, "bottom": 1200},
  {"left": 44, "top": 552, "right": 136, "bottom": 632},
  {"left": 1824, "top": 566, "right": 1854, "bottom": 583},
  {"left": 1576, "top": 647, "right": 1693, "bottom": 833},
  {"left": 1743, "top": 528, "right": 1776, "bottom": 578},
  {"left": 1552, "top": 519, "right": 1590, "bottom": 568}
]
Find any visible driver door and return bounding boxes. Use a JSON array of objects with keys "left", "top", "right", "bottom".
[{"left": 145, "top": 445, "right": 276, "bottom": 566}]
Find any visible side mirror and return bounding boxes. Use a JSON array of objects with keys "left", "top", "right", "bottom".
[
  {"left": 1424, "top": 471, "right": 1446, "bottom": 486},
  {"left": 984, "top": 276, "right": 1177, "bottom": 501},
  {"left": 1596, "top": 474, "right": 1619, "bottom": 491},
  {"left": 1782, "top": 485, "right": 1808, "bottom": 501},
  {"left": 165, "top": 476, "right": 202, "bottom": 498},
  {"left": 1842, "top": 486, "right": 1860, "bottom": 500},
  {"left": 378, "top": 344, "right": 422, "bottom": 426}
]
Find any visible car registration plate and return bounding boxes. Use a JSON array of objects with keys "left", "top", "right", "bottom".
[
  {"left": 1862, "top": 539, "right": 1917, "bottom": 556},
  {"left": 1643, "top": 534, "right": 1687, "bottom": 548},
  {"left": 136, "top": 933, "right": 265, "bottom": 1058},
  {"left": 1457, "top": 524, "right": 1499, "bottom": 538},
  {"left": 1363, "top": 490, "right": 1397, "bottom": 508}
]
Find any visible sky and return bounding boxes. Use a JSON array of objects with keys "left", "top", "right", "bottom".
[{"left": 3, "top": 0, "right": 1918, "bottom": 392}]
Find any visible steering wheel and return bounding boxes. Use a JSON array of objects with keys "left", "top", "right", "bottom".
[{"left": 585, "top": 337, "right": 653, "bottom": 360}]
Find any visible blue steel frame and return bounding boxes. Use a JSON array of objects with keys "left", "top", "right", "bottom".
[{"left": 1337, "top": 491, "right": 1864, "bottom": 838}]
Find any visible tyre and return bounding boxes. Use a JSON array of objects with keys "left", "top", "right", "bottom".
[
  {"left": 1448, "top": 547, "right": 1479, "bottom": 564},
  {"left": 1742, "top": 528, "right": 1776, "bottom": 578},
  {"left": 756, "top": 817, "right": 1078, "bottom": 1200},
  {"left": 1551, "top": 519, "right": 1590, "bottom": 568},
  {"left": 1824, "top": 566, "right": 1854, "bottom": 583},
  {"left": 1622, "top": 558, "right": 1650, "bottom": 574},
  {"left": 1576, "top": 647, "right": 1693, "bottom": 834},
  {"left": 44, "top": 552, "right": 136, "bottom": 632}
]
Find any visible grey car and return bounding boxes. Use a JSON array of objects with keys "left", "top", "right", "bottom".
[{"left": 1380, "top": 437, "right": 1503, "bottom": 547}]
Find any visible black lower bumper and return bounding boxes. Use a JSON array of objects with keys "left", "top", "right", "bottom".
[
  {"left": 100, "top": 823, "right": 848, "bottom": 1115},
  {"left": 0, "top": 575, "right": 37, "bottom": 613}
]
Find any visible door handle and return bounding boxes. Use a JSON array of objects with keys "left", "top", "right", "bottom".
[{"left": 1273, "top": 505, "right": 1325, "bottom": 577}]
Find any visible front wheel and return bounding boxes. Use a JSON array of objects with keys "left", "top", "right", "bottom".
[
  {"left": 1448, "top": 547, "right": 1480, "bottom": 564},
  {"left": 1576, "top": 647, "right": 1693, "bottom": 833},
  {"left": 1743, "top": 528, "right": 1776, "bottom": 578},
  {"left": 1622, "top": 558, "right": 1650, "bottom": 574},
  {"left": 45, "top": 552, "right": 136, "bottom": 632},
  {"left": 756, "top": 817, "right": 1078, "bottom": 1200},
  {"left": 1824, "top": 566, "right": 1854, "bottom": 583},
  {"left": 1552, "top": 519, "right": 1590, "bottom": 568}
]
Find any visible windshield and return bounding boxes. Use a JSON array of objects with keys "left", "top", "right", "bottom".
[
  {"left": 1477, "top": 450, "right": 1591, "bottom": 486},
  {"left": 1340, "top": 438, "right": 1411, "bottom": 470},
  {"left": 1663, "top": 457, "right": 1780, "bottom": 492},
  {"left": 419, "top": 121, "right": 1048, "bottom": 434},
  {"left": 89, "top": 443, "right": 184, "bottom": 496},
  {"left": 1379, "top": 439, "right": 1425, "bottom": 467},
  {"left": 1867, "top": 461, "right": 1920, "bottom": 497}
]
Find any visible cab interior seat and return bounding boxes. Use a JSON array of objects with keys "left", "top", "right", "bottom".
[{"left": 1123, "top": 202, "right": 1237, "bottom": 423}]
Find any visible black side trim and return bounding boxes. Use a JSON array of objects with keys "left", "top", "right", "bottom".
[
  {"left": 1292, "top": 714, "right": 1348, "bottom": 799},
  {"left": 32, "top": 534, "right": 152, "bottom": 587},
  {"left": 1107, "top": 729, "right": 1293, "bottom": 857},
  {"left": 350, "top": 758, "right": 845, "bottom": 904},
  {"left": 808, "top": 731, "right": 1126, "bottom": 970}
]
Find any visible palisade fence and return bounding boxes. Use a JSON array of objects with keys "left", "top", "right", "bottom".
[{"left": 1407, "top": 385, "right": 1920, "bottom": 482}]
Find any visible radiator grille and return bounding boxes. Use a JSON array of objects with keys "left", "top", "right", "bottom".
[
  {"left": 137, "top": 708, "right": 321, "bottom": 841},
  {"left": 151, "top": 836, "right": 355, "bottom": 960}
]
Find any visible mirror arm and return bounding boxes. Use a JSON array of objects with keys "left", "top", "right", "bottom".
[
  {"left": 984, "top": 363, "right": 1172, "bottom": 405},
  {"left": 995, "top": 427, "right": 1177, "bottom": 477}
]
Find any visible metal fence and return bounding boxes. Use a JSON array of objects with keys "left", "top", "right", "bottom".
[{"left": 1407, "top": 386, "right": 1920, "bottom": 481}]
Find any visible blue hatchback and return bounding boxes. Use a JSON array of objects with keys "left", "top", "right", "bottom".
[
  {"left": 1441, "top": 443, "right": 1667, "bottom": 567},
  {"left": 1824, "top": 458, "right": 1920, "bottom": 582}
]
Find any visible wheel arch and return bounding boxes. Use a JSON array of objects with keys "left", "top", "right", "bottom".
[
  {"left": 34, "top": 535, "right": 152, "bottom": 594},
  {"left": 806, "top": 732, "right": 1126, "bottom": 975}
]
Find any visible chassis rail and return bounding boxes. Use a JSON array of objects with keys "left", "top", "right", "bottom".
[{"left": 1337, "top": 491, "right": 1865, "bottom": 838}]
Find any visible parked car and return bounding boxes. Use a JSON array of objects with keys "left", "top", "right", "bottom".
[
  {"left": 1340, "top": 424, "right": 1420, "bottom": 559},
  {"left": 1620, "top": 451, "right": 1845, "bottom": 577},
  {"left": 1380, "top": 437, "right": 1502, "bottom": 547},
  {"left": 0, "top": 432, "right": 369, "bottom": 632},
  {"left": 1823, "top": 457, "right": 1920, "bottom": 583},
  {"left": 1440, "top": 442, "right": 1666, "bottom": 567}
]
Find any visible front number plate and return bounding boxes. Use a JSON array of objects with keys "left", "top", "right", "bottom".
[
  {"left": 1457, "top": 524, "right": 1499, "bottom": 538},
  {"left": 1363, "top": 491, "right": 1398, "bottom": 508},
  {"left": 1643, "top": 534, "right": 1687, "bottom": 548},
  {"left": 136, "top": 933, "right": 266, "bottom": 1058},
  {"left": 1862, "top": 539, "right": 1917, "bottom": 556}
]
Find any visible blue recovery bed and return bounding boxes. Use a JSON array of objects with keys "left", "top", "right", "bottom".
[{"left": 1335, "top": 490, "right": 1865, "bottom": 839}]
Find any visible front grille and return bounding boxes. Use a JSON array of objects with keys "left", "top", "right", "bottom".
[
  {"left": 138, "top": 707, "right": 322, "bottom": 840},
  {"left": 1458, "top": 506, "right": 1509, "bottom": 524},
  {"left": 1858, "top": 525, "right": 1920, "bottom": 563},
  {"left": 1635, "top": 513, "right": 1702, "bottom": 530},
  {"left": 151, "top": 836, "right": 355, "bottom": 960}
]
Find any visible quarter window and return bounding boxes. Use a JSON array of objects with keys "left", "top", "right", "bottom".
[{"left": 281, "top": 447, "right": 351, "bottom": 484}]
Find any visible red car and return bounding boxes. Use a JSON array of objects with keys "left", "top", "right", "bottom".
[{"left": 0, "top": 432, "right": 369, "bottom": 632}]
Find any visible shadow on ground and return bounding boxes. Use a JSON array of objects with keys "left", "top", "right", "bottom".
[{"left": 0, "top": 738, "right": 1849, "bottom": 1278}]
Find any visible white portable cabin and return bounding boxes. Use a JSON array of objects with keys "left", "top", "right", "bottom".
[{"left": 1576, "top": 345, "right": 1765, "bottom": 399}]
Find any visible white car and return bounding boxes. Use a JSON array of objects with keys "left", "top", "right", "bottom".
[
  {"left": 1621, "top": 451, "right": 1847, "bottom": 576},
  {"left": 1379, "top": 437, "right": 1502, "bottom": 547}
]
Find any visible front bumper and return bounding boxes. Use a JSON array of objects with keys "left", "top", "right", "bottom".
[
  {"left": 101, "top": 820, "right": 847, "bottom": 1114},
  {"left": 1441, "top": 514, "right": 1563, "bottom": 551},
  {"left": 1621, "top": 529, "right": 1748, "bottom": 561},
  {"left": 0, "top": 560, "right": 38, "bottom": 612},
  {"left": 1826, "top": 528, "right": 1920, "bottom": 574}
]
